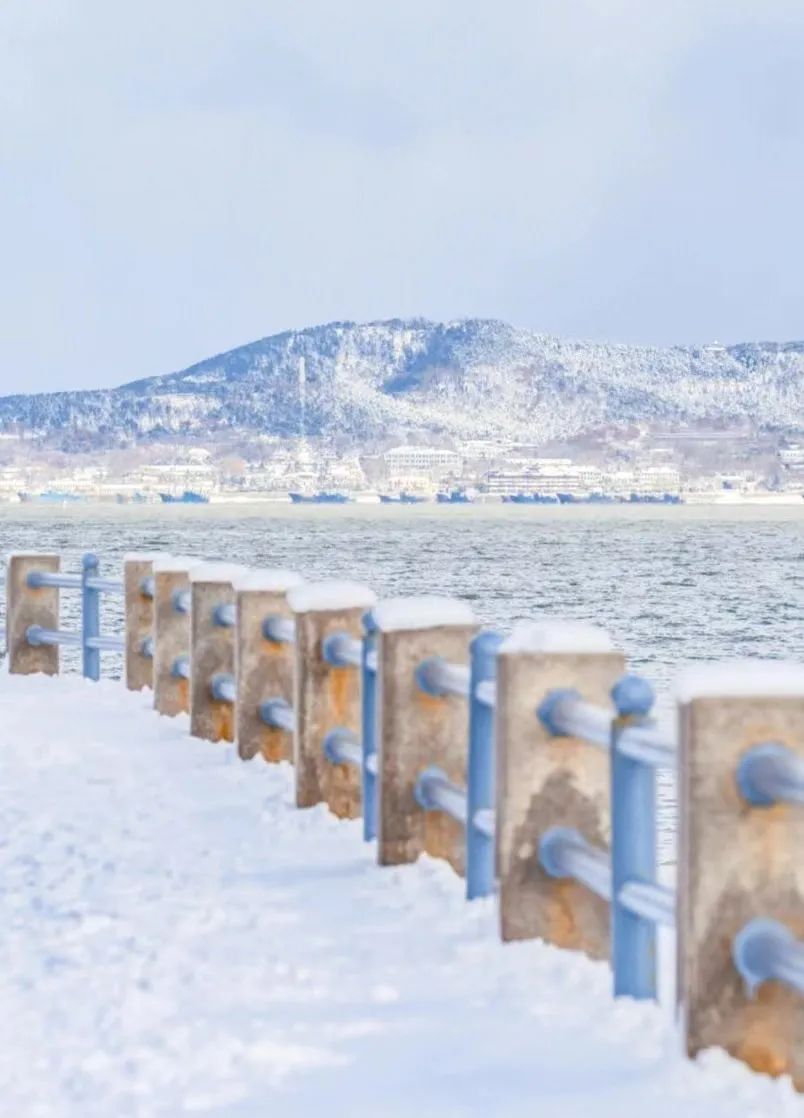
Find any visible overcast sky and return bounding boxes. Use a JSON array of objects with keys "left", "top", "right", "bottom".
[{"left": 3, "top": 1, "right": 804, "bottom": 393}]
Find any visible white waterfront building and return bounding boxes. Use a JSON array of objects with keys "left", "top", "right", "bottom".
[{"left": 384, "top": 446, "right": 462, "bottom": 473}]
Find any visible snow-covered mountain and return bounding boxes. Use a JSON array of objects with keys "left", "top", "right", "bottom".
[{"left": 2, "top": 318, "right": 803, "bottom": 448}]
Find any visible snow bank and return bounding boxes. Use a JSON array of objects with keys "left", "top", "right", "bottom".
[
  {"left": 372, "top": 596, "right": 474, "bottom": 632},
  {"left": 501, "top": 619, "right": 615, "bottom": 654},
  {"left": 0, "top": 672, "right": 794, "bottom": 1117},
  {"left": 677, "top": 660, "right": 804, "bottom": 702},
  {"left": 189, "top": 561, "right": 249, "bottom": 584},
  {"left": 234, "top": 568, "right": 304, "bottom": 594},
  {"left": 152, "top": 554, "right": 203, "bottom": 573},
  {"left": 287, "top": 580, "right": 377, "bottom": 613}
]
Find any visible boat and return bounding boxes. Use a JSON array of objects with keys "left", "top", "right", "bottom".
[
  {"left": 586, "top": 492, "right": 620, "bottom": 505},
  {"left": 159, "top": 490, "right": 210, "bottom": 505},
  {"left": 379, "top": 492, "right": 428, "bottom": 504},
  {"left": 627, "top": 493, "right": 684, "bottom": 505},
  {"left": 436, "top": 489, "right": 473, "bottom": 504},
  {"left": 18, "top": 490, "right": 86, "bottom": 504},
  {"left": 288, "top": 491, "right": 353, "bottom": 505}
]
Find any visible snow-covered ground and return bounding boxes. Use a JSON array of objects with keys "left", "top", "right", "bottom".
[{"left": 0, "top": 674, "right": 801, "bottom": 1117}]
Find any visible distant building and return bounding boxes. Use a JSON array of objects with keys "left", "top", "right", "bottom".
[
  {"left": 383, "top": 445, "right": 461, "bottom": 487},
  {"left": 384, "top": 446, "right": 461, "bottom": 473}
]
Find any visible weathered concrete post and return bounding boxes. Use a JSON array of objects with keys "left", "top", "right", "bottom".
[
  {"left": 6, "top": 553, "right": 60, "bottom": 675},
  {"left": 123, "top": 553, "right": 159, "bottom": 691},
  {"left": 678, "top": 663, "right": 804, "bottom": 1088},
  {"left": 235, "top": 568, "right": 303, "bottom": 763},
  {"left": 373, "top": 597, "right": 476, "bottom": 875},
  {"left": 153, "top": 555, "right": 198, "bottom": 717},
  {"left": 189, "top": 562, "right": 246, "bottom": 743},
  {"left": 496, "top": 621, "right": 624, "bottom": 957},
  {"left": 287, "top": 581, "right": 377, "bottom": 818}
]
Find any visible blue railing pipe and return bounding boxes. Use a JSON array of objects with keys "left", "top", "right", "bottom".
[
  {"left": 538, "top": 826, "right": 612, "bottom": 902},
  {"left": 262, "top": 615, "right": 296, "bottom": 644},
  {"left": 322, "top": 631, "right": 362, "bottom": 669},
  {"left": 323, "top": 728, "right": 362, "bottom": 768},
  {"left": 26, "top": 571, "right": 82, "bottom": 590},
  {"left": 26, "top": 626, "right": 82, "bottom": 648},
  {"left": 618, "top": 880, "right": 675, "bottom": 928},
  {"left": 466, "top": 630, "right": 503, "bottom": 899},
  {"left": 537, "top": 689, "right": 612, "bottom": 748},
  {"left": 610, "top": 673, "right": 660, "bottom": 999},
  {"left": 210, "top": 672, "right": 236, "bottom": 704},
  {"left": 172, "top": 655, "right": 190, "bottom": 680},
  {"left": 82, "top": 553, "right": 101, "bottom": 681},
  {"left": 415, "top": 657, "right": 470, "bottom": 698},
  {"left": 213, "top": 603, "right": 237, "bottom": 628},
  {"left": 361, "top": 610, "right": 379, "bottom": 841},
  {"left": 259, "top": 698, "right": 295, "bottom": 733},
  {"left": 141, "top": 636, "right": 155, "bottom": 659},
  {"left": 84, "top": 634, "right": 126, "bottom": 652},
  {"left": 84, "top": 576, "right": 124, "bottom": 595},
  {"left": 172, "top": 589, "right": 192, "bottom": 615},
  {"left": 414, "top": 765, "right": 468, "bottom": 825},
  {"left": 733, "top": 918, "right": 804, "bottom": 997},
  {"left": 737, "top": 743, "right": 804, "bottom": 807},
  {"left": 140, "top": 575, "right": 155, "bottom": 599}
]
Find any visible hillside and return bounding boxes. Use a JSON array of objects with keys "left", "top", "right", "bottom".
[{"left": 1, "top": 319, "right": 803, "bottom": 449}]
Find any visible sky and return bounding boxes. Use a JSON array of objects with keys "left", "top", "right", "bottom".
[{"left": 3, "top": 0, "right": 804, "bottom": 393}]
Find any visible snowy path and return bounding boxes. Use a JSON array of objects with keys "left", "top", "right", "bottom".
[{"left": 0, "top": 675, "right": 800, "bottom": 1117}]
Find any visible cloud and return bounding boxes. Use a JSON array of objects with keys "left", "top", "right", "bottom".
[{"left": 1, "top": 0, "right": 803, "bottom": 391}]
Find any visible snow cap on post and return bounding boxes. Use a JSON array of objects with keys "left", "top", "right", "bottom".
[
  {"left": 234, "top": 568, "right": 304, "bottom": 594},
  {"left": 372, "top": 596, "right": 474, "bottom": 633},
  {"left": 189, "top": 561, "right": 248, "bottom": 584},
  {"left": 676, "top": 660, "right": 804, "bottom": 703},
  {"left": 123, "top": 551, "right": 167, "bottom": 563},
  {"left": 153, "top": 554, "right": 203, "bottom": 574},
  {"left": 288, "top": 580, "right": 376, "bottom": 614},
  {"left": 501, "top": 619, "right": 614, "bottom": 655}
]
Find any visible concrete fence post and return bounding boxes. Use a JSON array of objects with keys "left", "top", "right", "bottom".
[
  {"left": 373, "top": 597, "right": 476, "bottom": 875},
  {"left": 235, "top": 568, "right": 303, "bottom": 762},
  {"left": 678, "top": 663, "right": 804, "bottom": 1088},
  {"left": 153, "top": 555, "right": 198, "bottom": 717},
  {"left": 189, "top": 562, "right": 245, "bottom": 743},
  {"left": 287, "top": 581, "right": 377, "bottom": 818},
  {"left": 123, "top": 553, "right": 159, "bottom": 692},
  {"left": 6, "top": 553, "right": 60, "bottom": 675},
  {"left": 495, "top": 621, "right": 624, "bottom": 956}
]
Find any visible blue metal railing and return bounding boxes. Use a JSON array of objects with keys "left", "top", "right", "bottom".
[
  {"left": 25, "top": 553, "right": 125, "bottom": 681},
  {"left": 536, "top": 673, "right": 677, "bottom": 999},
  {"left": 411, "top": 630, "right": 503, "bottom": 900}
]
